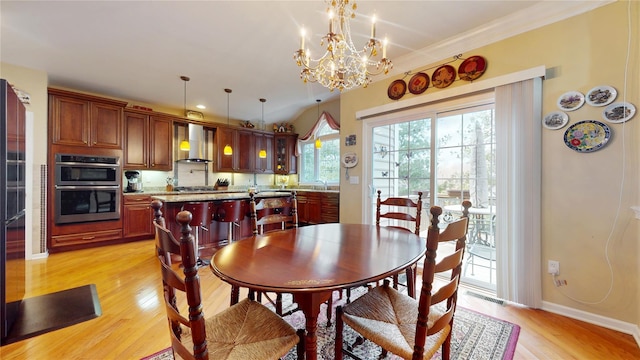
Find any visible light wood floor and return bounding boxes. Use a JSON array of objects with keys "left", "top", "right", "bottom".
[{"left": 1, "top": 239, "right": 639, "bottom": 359}]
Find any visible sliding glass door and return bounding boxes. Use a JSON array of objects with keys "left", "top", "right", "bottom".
[{"left": 367, "top": 96, "right": 497, "bottom": 292}]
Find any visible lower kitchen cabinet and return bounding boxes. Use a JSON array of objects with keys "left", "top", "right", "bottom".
[
  {"left": 123, "top": 194, "right": 154, "bottom": 239},
  {"left": 49, "top": 220, "right": 123, "bottom": 252},
  {"left": 320, "top": 192, "right": 340, "bottom": 223},
  {"left": 296, "top": 191, "right": 339, "bottom": 225}
]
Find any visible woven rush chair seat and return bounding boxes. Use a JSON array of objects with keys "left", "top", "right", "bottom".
[
  {"left": 180, "top": 297, "right": 300, "bottom": 359},
  {"left": 339, "top": 285, "right": 449, "bottom": 359}
]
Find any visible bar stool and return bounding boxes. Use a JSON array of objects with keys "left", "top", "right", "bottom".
[
  {"left": 212, "top": 199, "right": 247, "bottom": 244},
  {"left": 212, "top": 199, "right": 248, "bottom": 306},
  {"left": 180, "top": 201, "right": 212, "bottom": 266}
]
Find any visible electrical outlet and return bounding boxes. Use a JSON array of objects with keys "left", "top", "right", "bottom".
[{"left": 548, "top": 260, "right": 560, "bottom": 275}]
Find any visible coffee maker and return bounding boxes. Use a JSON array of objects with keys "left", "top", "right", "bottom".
[{"left": 124, "top": 171, "right": 143, "bottom": 193}]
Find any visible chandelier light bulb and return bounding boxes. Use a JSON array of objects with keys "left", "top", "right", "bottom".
[{"left": 371, "top": 15, "right": 376, "bottom": 38}]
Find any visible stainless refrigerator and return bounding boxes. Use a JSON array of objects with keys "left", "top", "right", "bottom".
[{"left": 0, "top": 78, "right": 26, "bottom": 343}]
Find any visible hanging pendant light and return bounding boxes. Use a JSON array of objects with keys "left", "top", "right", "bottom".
[
  {"left": 259, "top": 98, "right": 267, "bottom": 158},
  {"left": 315, "top": 99, "right": 322, "bottom": 149},
  {"left": 179, "top": 76, "right": 191, "bottom": 151},
  {"left": 223, "top": 88, "right": 233, "bottom": 156}
]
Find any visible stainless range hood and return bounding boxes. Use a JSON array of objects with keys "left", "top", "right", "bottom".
[{"left": 177, "top": 123, "right": 212, "bottom": 163}]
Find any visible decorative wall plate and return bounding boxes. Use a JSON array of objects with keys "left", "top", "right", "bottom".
[
  {"left": 408, "top": 72, "right": 429, "bottom": 94},
  {"left": 431, "top": 65, "right": 456, "bottom": 89},
  {"left": 342, "top": 152, "right": 358, "bottom": 168},
  {"left": 557, "top": 91, "right": 585, "bottom": 111},
  {"left": 563, "top": 120, "right": 611, "bottom": 153},
  {"left": 458, "top": 55, "right": 487, "bottom": 81},
  {"left": 186, "top": 110, "right": 204, "bottom": 120},
  {"left": 543, "top": 111, "right": 569, "bottom": 130},
  {"left": 387, "top": 79, "right": 407, "bottom": 100},
  {"left": 602, "top": 102, "right": 635, "bottom": 123},
  {"left": 585, "top": 85, "right": 616, "bottom": 107}
]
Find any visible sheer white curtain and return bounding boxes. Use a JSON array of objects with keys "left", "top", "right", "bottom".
[{"left": 494, "top": 78, "right": 542, "bottom": 308}]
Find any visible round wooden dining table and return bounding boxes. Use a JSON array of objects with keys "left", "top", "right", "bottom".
[{"left": 210, "top": 223, "right": 425, "bottom": 360}]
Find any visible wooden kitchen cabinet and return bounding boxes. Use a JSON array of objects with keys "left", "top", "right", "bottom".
[
  {"left": 274, "top": 133, "right": 298, "bottom": 174},
  {"left": 123, "top": 194, "right": 154, "bottom": 239},
  {"left": 49, "top": 88, "right": 126, "bottom": 149},
  {"left": 321, "top": 192, "right": 340, "bottom": 223},
  {"left": 254, "top": 132, "right": 274, "bottom": 173},
  {"left": 123, "top": 110, "right": 173, "bottom": 170},
  {"left": 215, "top": 127, "right": 254, "bottom": 172},
  {"left": 297, "top": 191, "right": 338, "bottom": 225}
]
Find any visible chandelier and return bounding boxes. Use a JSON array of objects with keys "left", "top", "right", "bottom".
[{"left": 293, "top": 0, "right": 392, "bottom": 92}]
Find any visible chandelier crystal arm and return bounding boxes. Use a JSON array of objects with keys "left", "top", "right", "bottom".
[{"left": 293, "top": 0, "right": 392, "bottom": 92}]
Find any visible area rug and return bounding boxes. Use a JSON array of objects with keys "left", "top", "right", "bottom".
[
  {"left": 3, "top": 284, "right": 102, "bottom": 345},
  {"left": 142, "top": 290, "right": 519, "bottom": 360}
]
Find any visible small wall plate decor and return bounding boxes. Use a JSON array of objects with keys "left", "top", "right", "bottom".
[
  {"left": 186, "top": 110, "right": 204, "bottom": 120},
  {"left": 557, "top": 91, "right": 585, "bottom": 111},
  {"left": 431, "top": 65, "right": 456, "bottom": 89},
  {"left": 387, "top": 79, "right": 406, "bottom": 100},
  {"left": 458, "top": 55, "right": 487, "bottom": 81},
  {"left": 564, "top": 120, "right": 611, "bottom": 153},
  {"left": 585, "top": 85, "right": 617, "bottom": 107},
  {"left": 543, "top": 111, "right": 569, "bottom": 130},
  {"left": 408, "top": 72, "right": 429, "bottom": 95},
  {"left": 602, "top": 102, "right": 636, "bottom": 123}
]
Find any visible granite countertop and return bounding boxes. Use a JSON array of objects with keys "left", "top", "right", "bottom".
[
  {"left": 125, "top": 188, "right": 339, "bottom": 197},
  {"left": 150, "top": 191, "right": 293, "bottom": 203}
]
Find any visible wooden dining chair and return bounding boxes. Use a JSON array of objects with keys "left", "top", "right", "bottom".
[
  {"left": 248, "top": 192, "right": 299, "bottom": 317},
  {"left": 250, "top": 192, "right": 298, "bottom": 235},
  {"left": 375, "top": 190, "right": 423, "bottom": 298},
  {"left": 153, "top": 202, "right": 305, "bottom": 360},
  {"left": 335, "top": 205, "right": 470, "bottom": 360}
]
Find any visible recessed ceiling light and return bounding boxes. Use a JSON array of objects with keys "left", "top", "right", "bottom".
[{"left": 196, "top": 104, "right": 206, "bottom": 109}]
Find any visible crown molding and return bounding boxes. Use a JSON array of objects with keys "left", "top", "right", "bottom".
[{"left": 386, "top": 0, "right": 615, "bottom": 77}]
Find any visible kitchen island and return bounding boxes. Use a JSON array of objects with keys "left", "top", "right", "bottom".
[{"left": 151, "top": 191, "right": 294, "bottom": 256}]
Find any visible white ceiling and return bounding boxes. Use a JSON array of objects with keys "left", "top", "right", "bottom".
[{"left": 0, "top": 1, "right": 609, "bottom": 124}]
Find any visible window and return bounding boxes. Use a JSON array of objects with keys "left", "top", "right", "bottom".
[{"left": 300, "top": 120, "right": 340, "bottom": 184}]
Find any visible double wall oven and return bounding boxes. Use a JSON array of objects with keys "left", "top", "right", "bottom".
[{"left": 54, "top": 154, "right": 121, "bottom": 224}]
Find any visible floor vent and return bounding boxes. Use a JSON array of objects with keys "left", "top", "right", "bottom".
[{"left": 465, "top": 291, "right": 505, "bottom": 305}]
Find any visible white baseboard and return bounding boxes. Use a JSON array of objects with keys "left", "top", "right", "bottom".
[
  {"left": 30, "top": 251, "right": 49, "bottom": 260},
  {"left": 542, "top": 301, "right": 640, "bottom": 348}
]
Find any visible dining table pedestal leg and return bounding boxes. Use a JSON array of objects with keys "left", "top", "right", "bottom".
[{"left": 294, "top": 291, "right": 333, "bottom": 360}]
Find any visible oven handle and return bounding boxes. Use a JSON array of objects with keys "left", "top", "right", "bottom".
[
  {"left": 55, "top": 185, "right": 121, "bottom": 190},
  {"left": 55, "top": 161, "right": 119, "bottom": 168}
]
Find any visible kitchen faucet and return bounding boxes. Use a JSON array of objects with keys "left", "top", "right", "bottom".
[{"left": 317, "top": 179, "right": 328, "bottom": 191}]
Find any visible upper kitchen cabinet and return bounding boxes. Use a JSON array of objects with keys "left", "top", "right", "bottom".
[
  {"left": 49, "top": 88, "right": 127, "bottom": 149},
  {"left": 274, "top": 133, "right": 298, "bottom": 174},
  {"left": 254, "top": 132, "right": 274, "bottom": 173},
  {"left": 123, "top": 110, "right": 173, "bottom": 170},
  {"left": 215, "top": 127, "right": 254, "bottom": 173}
]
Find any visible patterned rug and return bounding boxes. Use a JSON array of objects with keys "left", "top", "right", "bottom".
[{"left": 142, "top": 290, "right": 520, "bottom": 360}]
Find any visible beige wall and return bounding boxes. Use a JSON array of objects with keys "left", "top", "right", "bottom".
[{"left": 338, "top": 1, "right": 638, "bottom": 325}]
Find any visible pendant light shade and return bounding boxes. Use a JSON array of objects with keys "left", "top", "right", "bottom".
[
  {"left": 180, "top": 76, "right": 191, "bottom": 151},
  {"left": 258, "top": 98, "right": 267, "bottom": 158},
  {"left": 223, "top": 88, "right": 233, "bottom": 155},
  {"left": 315, "top": 99, "right": 322, "bottom": 149},
  {"left": 223, "top": 144, "right": 233, "bottom": 155}
]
